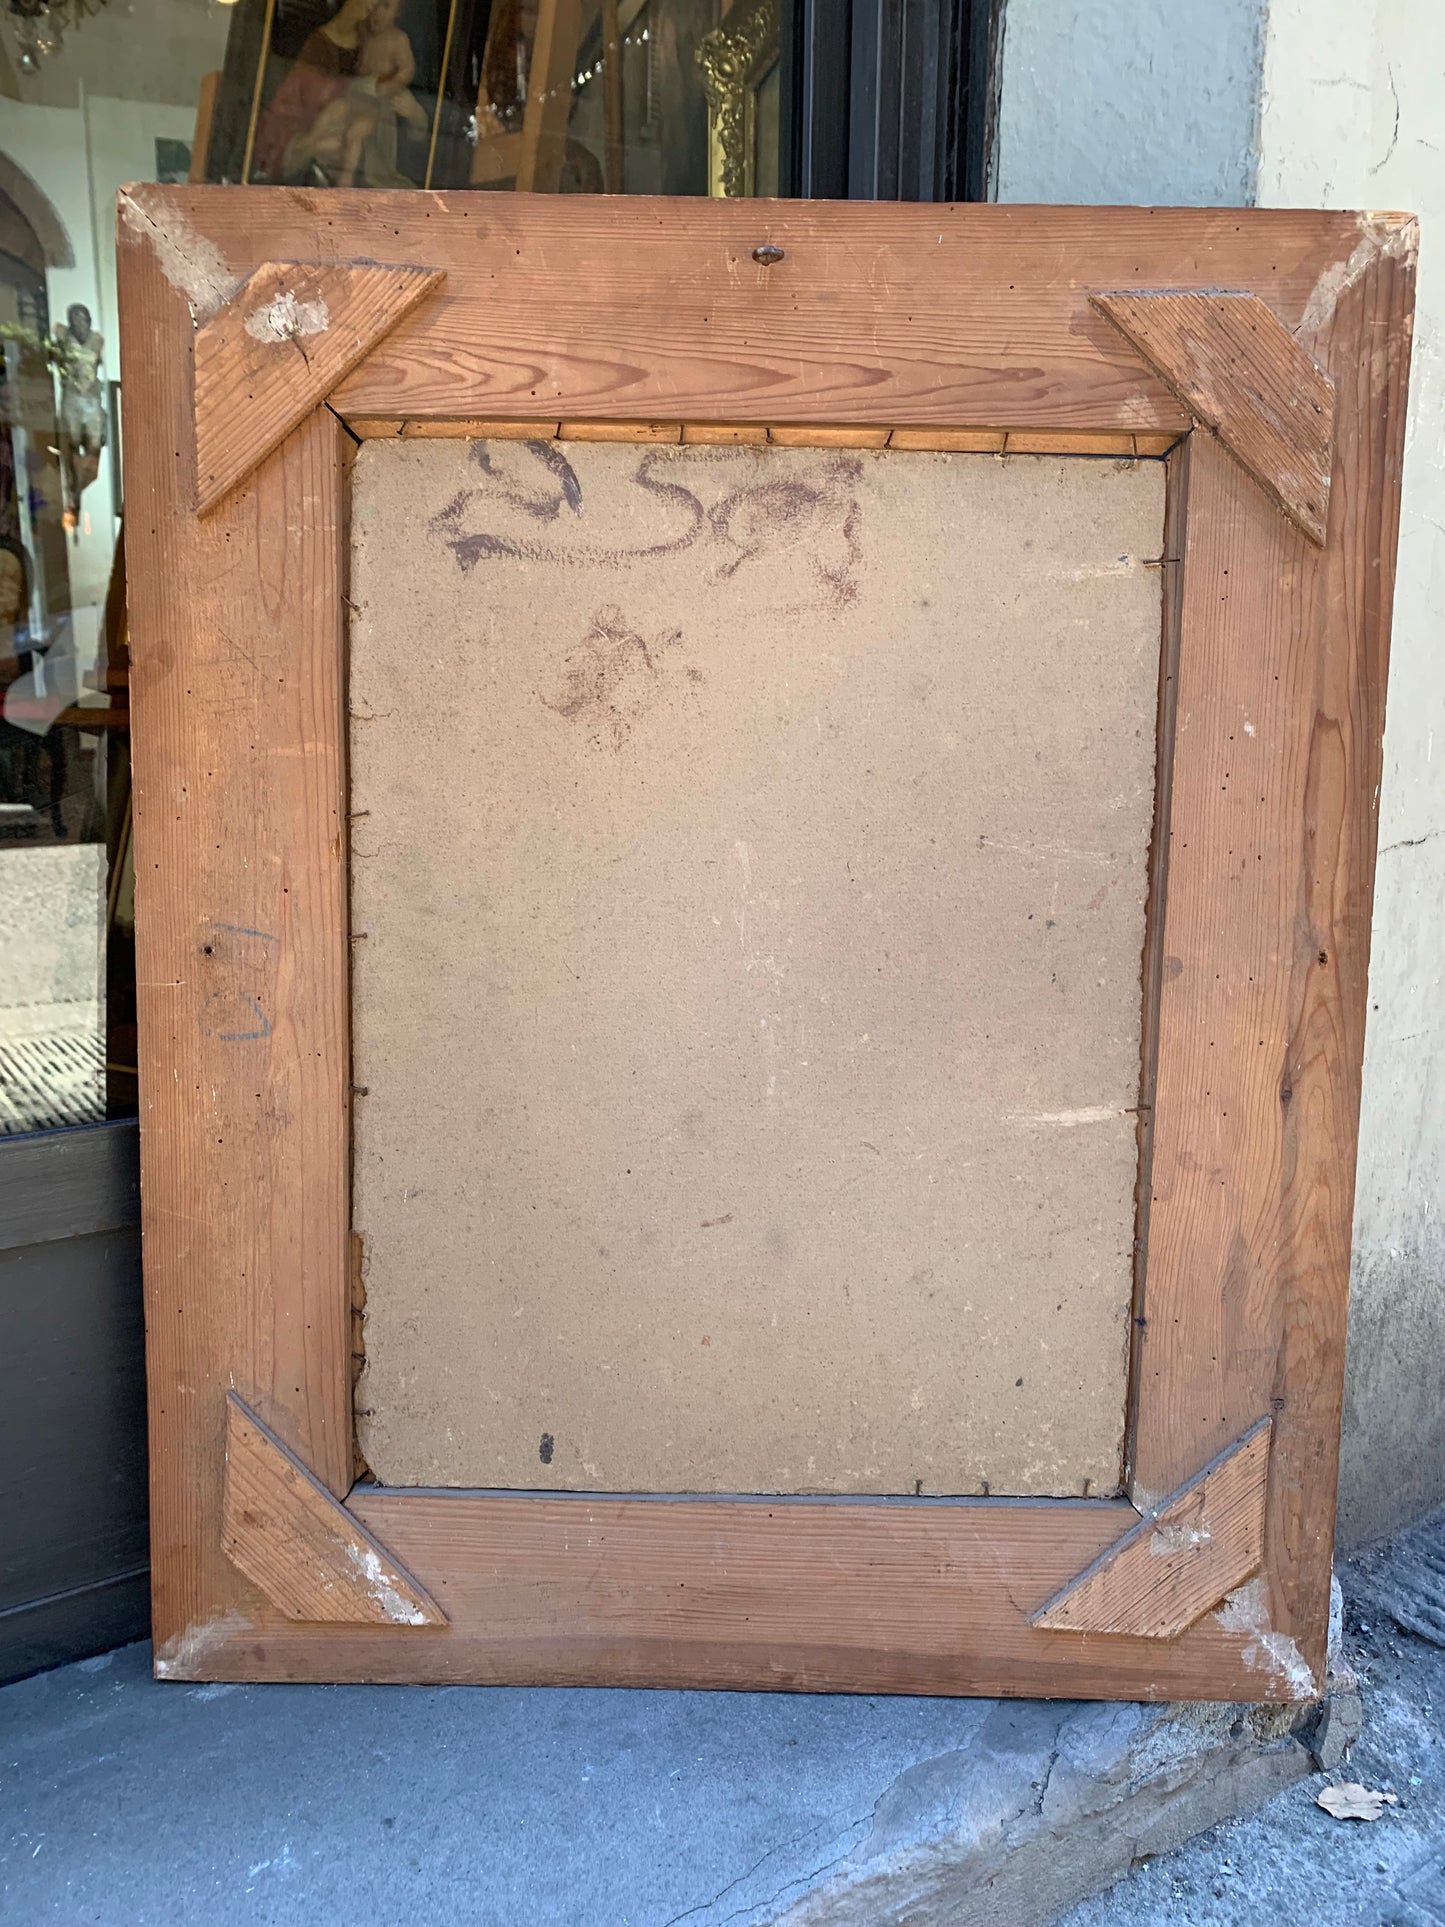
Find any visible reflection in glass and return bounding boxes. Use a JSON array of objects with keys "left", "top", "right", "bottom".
[
  {"left": 0, "top": 0, "right": 168, "bottom": 1131},
  {"left": 240, "top": 0, "right": 470, "bottom": 186},
  {"left": 203, "top": 0, "right": 789, "bottom": 197},
  {"left": 698, "top": 0, "right": 780, "bottom": 198},
  {"left": 0, "top": 319, "right": 118, "bottom": 1131},
  {"left": 0, "top": 0, "right": 794, "bottom": 1134}
]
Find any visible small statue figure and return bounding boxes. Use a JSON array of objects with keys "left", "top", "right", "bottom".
[{"left": 52, "top": 304, "right": 107, "bottom": 534}]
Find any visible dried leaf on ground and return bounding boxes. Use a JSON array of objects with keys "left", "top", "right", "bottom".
[{"left": 1316, "top": 1783, "right": 1400, "bottom": 1822}]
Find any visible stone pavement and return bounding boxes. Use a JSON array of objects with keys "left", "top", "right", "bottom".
[
  {"left": 1060, "top": 1513, "right": 1445, "bottom": 1927},
  {"left": 0, "top": 1511, "right": 1440, "bottom": 1927}
]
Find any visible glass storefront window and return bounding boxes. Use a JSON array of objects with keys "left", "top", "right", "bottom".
[
  {"left": 0, "top": 0, "right": 187, "bottom": 1131},
  {"left": 199, "top": 0, "right": 791, "bottom": 196},
  {"left": 0, "top": 0, "right": 986, "bottom": 1134},
  {"left": 0, "top": 0, "right": 795, "bottom": 1136}
]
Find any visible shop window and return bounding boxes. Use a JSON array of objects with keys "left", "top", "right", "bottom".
[
  {"left": 0, "top": 1, "right": 229, "bottom": 1132},
  {"left": 0, "top": 0, "right": 990, "bottom": 1135},
  {"left": 195, "top": 0, "right": 789, "bottom": 196}
]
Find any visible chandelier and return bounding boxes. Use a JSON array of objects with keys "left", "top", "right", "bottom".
[{"left": 8, "top": 0, "right": 109, "bottom": 70}]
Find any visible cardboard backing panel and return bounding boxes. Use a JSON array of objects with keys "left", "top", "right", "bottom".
[{"left": 349, "top": 439, "right": 1165, "bottom": 1496}]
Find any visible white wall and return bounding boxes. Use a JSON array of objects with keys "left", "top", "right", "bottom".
[
  {"left": 0, "top": 0, "right": 228, "bottom": 112},
  {"left": 1257, "top": 0, "right": 1445, "bottom": 1546}
]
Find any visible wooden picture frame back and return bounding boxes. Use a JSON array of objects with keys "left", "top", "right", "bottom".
[{"left": 117, "top": 189, "right": 1416, "bottom": 1698}]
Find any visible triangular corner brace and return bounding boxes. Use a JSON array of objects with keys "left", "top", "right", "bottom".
[
  {"left": 1031, "top": 1416, "right": 1272, "bottom": 1640},
  {"left": 1091, "top": 290, "right": 1334, "bottom": 545},
  {"left": 194, "top": 261, "right": 444, "bottom": 514},
  {"left": 222, "top": 1391, "right": 445, "bottom": 1628}
]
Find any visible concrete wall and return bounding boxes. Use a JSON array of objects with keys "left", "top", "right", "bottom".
[
  {"left": 997, "top": 0, "right": 1445, "bottom": 1547},
  {"left": 994, "top": 0, "right": 1264, "bottom": 205},
  {"left": 1256, "top": 0, "right": 1445, "bottom": 1548}
]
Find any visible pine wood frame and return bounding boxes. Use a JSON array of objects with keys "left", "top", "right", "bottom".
[{"left": 117, "top": 187, "right": 1416, "bottom": 1699}]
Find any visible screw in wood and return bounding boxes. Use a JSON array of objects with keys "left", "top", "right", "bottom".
[{"left": 752, "top": 243, "right": 785, "bottom": 266}]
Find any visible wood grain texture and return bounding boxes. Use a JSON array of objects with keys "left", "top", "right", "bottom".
[
  {"left": 1003, "top": 429, "right": 1139, "bottom": 456},
  {"left": 348, "top": 420, "right": 1149, "bottom": 454},
  {"left": 1134, "top": 224, "right": 1417, "bottom": 1687},
  {"left": 120, "top": 210, "right": 357, "bottom": 1668},
  {"left": 1034, "top": 1418, "right": 1270, "bottom": 1638},
  {"left": 117, "top": 189, "right": 1415, "bottom": 1699},
  {"left": 223, "top": 1396, "right": 442, "bottom": 1626},
  {"left": 556, "top": 418, "right": 683, "bottom": 442},
  {"left": 681, "top": 422, "right": 770, "bottom": 445},
  {"left": 1092, "top": 291, "right": 1334, "bottom": 543},
  {"left": 767, "top": 423, "right": 892, "bottom": 447},
  {"left": 193, "top": 260, "right": 442, "bottom": 512},
  {"left": 146, "top": 1488, "right": 1291, "bottom": 1699},
  {"left": 400, "top": 418, "right": 559, "bottom": 439},
  {"left": 118, "top": 190, "right": 1402, "bottom": 436}
]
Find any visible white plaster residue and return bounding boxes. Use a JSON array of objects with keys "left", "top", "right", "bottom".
[
  {"left": 1215, "top": 1577, "right": 1317, "bottom": 1698},
  {"left": 153, "top": 1608, "right": 253, "bottom": 1678},
  {"left": 1297, "top": 213, "right": 1419, "bottom": 345},
  {"left": 246, "top": 1844, "right": 297, "bottom": 1881},
  {"left": 245, "top": 291, "right": 331, "bottom": 344},
  {"left": 345, "top": 1542, "right": 429, "bottom": 1625},
  {"left": 1009, "top": 1106, "right": 1122, "bottom": 1128},
  {"left": 117, "top": 187, "right": 238, "bottom": 324},
  {"left": 1150, "top": 1522, "right": 1212, "bottom": 1555}
]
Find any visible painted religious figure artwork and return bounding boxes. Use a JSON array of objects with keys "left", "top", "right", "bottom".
[
  {"left": 204, "top": 0, "right": 734, "bottom": 199},
  {"left": 207, "top": 0, "right": 476, "bottom": 188}
]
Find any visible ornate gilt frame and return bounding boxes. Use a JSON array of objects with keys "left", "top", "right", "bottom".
[
  {"left": 118, "top": 188, "right": 1414, "bottom": 1697},
  {"left": 698, "top": 0, "right": 782, "bottom": 197}
]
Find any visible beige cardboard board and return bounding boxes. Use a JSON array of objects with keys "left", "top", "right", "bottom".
[{"left": 349, "top": 440, "right": 1164, "bottom": 1496}]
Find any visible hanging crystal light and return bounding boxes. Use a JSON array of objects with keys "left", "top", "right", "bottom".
[{"left": 9, "top": 0, "right": 110, "bottom": 72}]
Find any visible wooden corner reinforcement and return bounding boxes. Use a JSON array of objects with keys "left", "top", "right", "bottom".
[
  {"left": 1091, "top": 291, "right": 1334, "bottom": 544},
  {"left": 222, "top": 1393, "right": 445, "bottom": 1628},
  {"left": 192, "top": 261, "right": 444, "bottom": 515},
  {"left": 1031, "top": 1417, "right": 1272, "bottom": 1640}
]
